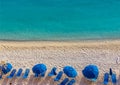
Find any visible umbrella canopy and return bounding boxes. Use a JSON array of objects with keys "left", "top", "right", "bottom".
[
  {"left": 82, "top": 64, "right": 99, "bottom": 81},
  {"left": 63, "top": 66, "right": 78, "bottom": 78},
  {"left": 32, "top": 64, "right": 47, "bottom": 74},
  {"left": 2, "top": 63, "right": 12, "bottom": 74}
]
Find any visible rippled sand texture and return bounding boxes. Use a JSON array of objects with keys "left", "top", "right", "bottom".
[{"left": 0, "top": 40, "right": 120, "bottom": 85}]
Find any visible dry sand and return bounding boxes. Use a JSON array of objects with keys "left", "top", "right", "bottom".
[{"left": 0, "top": 40, "right": 120, "bottom": 85}]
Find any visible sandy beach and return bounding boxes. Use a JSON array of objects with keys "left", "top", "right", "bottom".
[{"left": 0, "top": 40, "right": 120, "bottom": 85}]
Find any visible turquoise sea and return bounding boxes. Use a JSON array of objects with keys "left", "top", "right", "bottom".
[{"left": 0, "top": 0, "right": 120, "bottom": 41}]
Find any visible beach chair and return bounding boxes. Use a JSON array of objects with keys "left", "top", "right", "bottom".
[
  {"left": 67, "top": 79, "right": 76, "bottom": 85},
  {"left": 7, "top": 69, "right": 16, "bottom": 78},
  {"left": 0, "top": 65, "right": 5, "bottom": 79},
  {"left": 22, "top": 68, "right": 30, "bottom": 79},
  {"left": 111, "top": 73, "right": 117, "bottom": 84},
  {"left": 109, "top": 68, "right": 113, "bottom": 76},
  {"left": 54, "top": 71, "right": 63, "bottom": 81},
  {"left": 0, "top": 66, "right": 2, "bottom": 79},
  {"left": 103, "top": 73, "right": 109, "bottom": 85},
  {"left": 1, "top": 65, "right": 7, "bottom": 74},
  {"left": 59, "top": 78, "right": 69, "bottom": 85},
  {"left": 0, "top": 74, "right": 2, "bottom": 79},
  {"left": 48, "top": 67, "right": 57, "bottom": 77},
  {"left": 0, "top": 66, "right": 2, "bottom": 70},
  {"left": 16, "top": 68, "right": 23, "bottom": 77}
]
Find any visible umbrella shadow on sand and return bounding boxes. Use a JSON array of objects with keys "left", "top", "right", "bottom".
[
  {"left": 79, "top": 77, "right": 93, "bottom": 85},
  {"left": 1, "top": 78, "right": 9, "bottom": 85},
  {"left": 2, "top": 78, "right": 17, "bottom": 85},
  {"left": 39, "top": 76, "right": 55, "bottom": 85},
  {"left": 32, "top": 77, "right": 43, "bottom": 85},
  {"left": 9, "top": 78, "right": 16, "bottom": 85},
  {"left": 79, "top": 77, "right": 103, "bottom": 85},
  {"left": 27, "top": 75, "right": 34, "bottom": 85},
  {"left": 118, "top": 75, "right": 120, "bottom": 85},
  {"left": 16, "top": 75, "right": 31, "bottom": 85}
]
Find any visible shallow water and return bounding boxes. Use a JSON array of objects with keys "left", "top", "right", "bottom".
[{"left": 0, "top": 0, "right": 120, "bottom": 40}]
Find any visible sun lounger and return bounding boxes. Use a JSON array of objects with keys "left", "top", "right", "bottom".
[
  {"left": 54, "top": 71, "right": 63, "bottom": 81},
  {"left": 103, "top": 73, "right": 109, "bottom": 85},
  {"left": 22, "top": 69, "right": 30, "bottom": 79},
  {"left": 1, "top": 65, "right": 7, "bottom": 74},
  {"left": 0, "top": 66, "right": 5, "bottom": 79},
  {"left": 67, "top": 79, "right": 76, "bottom": 85},
  {"left": 111, "top": 73, "right": 117, "bottom": 84},
  {"left": 16, "top": 68, "right": 23, "bottom": 77},
  {"left": 7, "top": 69, "right": 16, "bottom": 78},
  {"left": 0, "top": 74, "right": 2, "bottom": 79},
  {"left": 59, "top": 78, "right": 69, "bottom": 85},
  {"left": 48, "top": 67, "right": 57, "bottom": 77},
  {"left": 0, "top": 66, "right": 2, "bottom": 79},
  {"left": 109, "top": 68, "right": 113, "bottom": 76},
  {"left": 0, "top": 66, "right": 2, "bottom": 70}
]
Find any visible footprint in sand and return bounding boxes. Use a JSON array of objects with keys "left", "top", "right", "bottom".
[{"left": 116, "top": 57, "right": 120, "bottom": 64}]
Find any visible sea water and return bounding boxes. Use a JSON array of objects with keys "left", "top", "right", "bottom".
[{"left": 0, "top": 0, "right": 120, "bottom": 41}]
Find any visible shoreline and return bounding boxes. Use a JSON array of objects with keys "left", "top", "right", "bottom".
[
  {"left": 0, "top": 39, "right": 120, "bottom": 49},
  {"left": 0, "top": 38, "right": 120, "bottom": 42}
]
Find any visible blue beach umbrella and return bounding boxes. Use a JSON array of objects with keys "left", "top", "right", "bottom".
[
  {"left": 32, "top": 64, "right": 47, "bottom": 75},
  {"left": 82, "top": 64, "right": 99, "bottom": 81},
  {"left": 2, "top": 63, "right": 12, "bottom": 74},
  {"left": 63, "top": 66, "right": 78, "bottom": 78}
]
